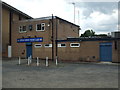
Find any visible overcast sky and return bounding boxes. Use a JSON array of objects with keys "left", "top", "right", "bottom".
[{"left": 2, "top": 0, "right": 119, "bottom": 35}]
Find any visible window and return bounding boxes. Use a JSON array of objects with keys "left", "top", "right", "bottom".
[
  {"left": 34, "top": 44, "right": 42, "bottom": 48},
  {"left": 36, "top": 24, "right": 41, "bottom": 30},
  {"left": 70, "top": 43, "right": 80, "bottom": 47},
  {"left": 19, "top": 26, "right": 22, "bottom": 32},
  {"left": 28, "top": 25, "right": 33, "bottom": 31},
  {"left": 36, "top": 23, "right": 45, "bottom": 31},
  {"left": 58, "top": 44, "right": 66, "bottom": 47},
  {"left": 44, "top": 44, "right": 52, "bottom": 47},
  {"left": 19, "top": 26, "right": 27, "bottom": 33},
  {"left": 23, "top": 26, "right": 26, "bottom": 31},
  {"left": 41, "top": 23, "right": 45, "bottom": 30}
]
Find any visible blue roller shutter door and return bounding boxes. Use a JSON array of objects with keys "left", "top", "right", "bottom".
[{"left": 100, "top": 42, "right": 112, "bottom": 62}]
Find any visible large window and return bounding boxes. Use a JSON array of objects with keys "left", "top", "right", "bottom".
[
  {"left": 36, "top": 23, "right": 45, "bottom": 31},
  {"left": 19, "top": 26, "right": 27, "bottom": 33},
  {"left": 58, "top": 44, "right": 66, "bottom": 47},
  {"left": 70, "top": 43, "right": 80, "bottom": 47}
]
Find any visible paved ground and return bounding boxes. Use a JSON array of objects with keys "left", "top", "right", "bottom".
[{"left": 2, "top": 59, "right": 119, "bottom": 88}]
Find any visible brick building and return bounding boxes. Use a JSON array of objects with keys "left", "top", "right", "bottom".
[
  {"left": 12, "top": 16, "right": 120, "bottom": 62},
  {"left": 1, "top": 1, "right": 32, "bottom": 58},
  {"left": 1, "top": 1, "right": 120, "bottom": 62},
  {"left": 57, "top": 37, "right": 120, "bottom": 63},
  {"left": 12, "top": 16, "right": 80, "bottom": 60}
]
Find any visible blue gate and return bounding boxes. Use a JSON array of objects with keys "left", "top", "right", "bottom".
[
  {"left": 100, "top": 42, "right": 112, "bottom": 62},
  {"left": 26, "top": 43, "right": 32, "bottom": 58}
]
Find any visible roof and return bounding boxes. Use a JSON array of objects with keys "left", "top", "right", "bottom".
[
  {"left": 2, "top": 1, "right": 33, "bottom": 19},
  {"left": 18, "top": 16, "right": 55, "bottom": 22},
  {"left": 55, "top": 16, "right": 80, "bottom": 27},
  {"left": 16, "top": 16, "right": 80, "bottom": 28},
  {"left": 57, "top": 37, "right": 120, "bottom": 42}
]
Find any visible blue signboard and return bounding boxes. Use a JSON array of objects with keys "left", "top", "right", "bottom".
[{"left": 17, "top": 37, "right": 43, "bottom": 43}]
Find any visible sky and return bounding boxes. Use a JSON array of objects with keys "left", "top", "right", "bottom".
[{"left": 2, "top": 0, "right": 119, "bottom": 35}]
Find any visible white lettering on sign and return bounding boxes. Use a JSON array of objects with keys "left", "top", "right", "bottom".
[{"left": 17, "top": 37, "right": 43, "bottom": 43}]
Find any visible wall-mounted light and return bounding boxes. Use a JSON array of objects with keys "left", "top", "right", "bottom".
[{"left": 48, "top": 24, "right": 50, "bottom": 27}]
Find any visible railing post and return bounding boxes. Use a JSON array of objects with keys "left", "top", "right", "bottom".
[
  {"left": 37, "top": 57, "right": 39, "bottom": 66},
  {"left": 46, "top": 57, "right": 48, "bottom": 67},
  {"left": 28, "top": 57, "right": 30, "bottom": 65},
  {"left": 19, "top": 56, "right": 21, "bottom": 65},
  {"left": 56, "top": 56, "right": 58, "bottom": 66},
  {"left": 29, "top": 55, "right": 32, "bottom": 63}
]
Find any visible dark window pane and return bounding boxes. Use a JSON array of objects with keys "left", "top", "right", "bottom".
[
  {"left": 71, "top": 44, "right": 79, "bottom": 46},
  {"left": 45, "top": 44, "right": 49, "bottom": 47},
  {"left": 19, "top": 26, "right": 22, "bottom": 32},
  {"left": 37, "top": 24, "right": 41, "bottom": 30},
  {"left": 36, "top": 45, "right": 41, "bottom": 46},
  {"left": 61, "top": 44, "right": 65, "bottom": 46},
  {"left": 41, "top": 23, "right": 45, "bottom": 30},
  {"left": 42, "top": 26, "right": 44, "bottom": 30},
  {"left": 23, "top": 26, "right": 26, "bottom": 31},
  {"left": 29, "top": 25, "right": 32, "bottom": 30}
]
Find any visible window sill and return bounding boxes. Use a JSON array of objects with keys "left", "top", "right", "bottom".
[
  {"left": 36, "top": 30, "right": 45, "bottom": 32},
  {"left": 19, "top": 31, "right": 27, "bottom": 33}
]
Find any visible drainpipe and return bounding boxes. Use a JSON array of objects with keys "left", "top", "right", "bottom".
[
  {"left": 52, "top": 14, "right": 54, "bottom": 61},
  {"left": 8, "top": 10, "right": 13, "bottom": 58},
  {"left": 56, "top": 17, "right": 58, "bottom": 59},
  {"left": 0, "top": 1, "right": 2, "bottom": 60},
  {"left": 9, "top": 10, "right": 12, "bottom": 45}
]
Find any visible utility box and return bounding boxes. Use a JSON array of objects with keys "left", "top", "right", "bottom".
[{"left": 8, "top": 45, "right": 12, "bottom": 58}]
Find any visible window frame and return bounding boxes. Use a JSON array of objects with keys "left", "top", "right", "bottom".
[
  {"left": 36, "top": 23, "right": 45, "bottom": 31},
  {"left": 19, "top": 26, "right": 27, "bottom": 33},
  {"left": 44, "top": 44, "right": 52, "bottom": 48},
  {"left": 70, "top": 43, "right": 80, "bottom": 47},
  {"left": 28, "top": 25, "right": 33, "bottom": 31},
  {"left": 34, "top": 44, "right": 42, "bottom": 48}
]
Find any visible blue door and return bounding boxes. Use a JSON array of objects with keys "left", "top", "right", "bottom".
[
  {"left": 100, "top": 42, "right": 112, "bottom": 62},
  {"left": 26, "top": 43, "right": 32, "bottom": 58}
]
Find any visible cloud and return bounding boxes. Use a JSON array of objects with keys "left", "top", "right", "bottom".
[
  {"left": 76, "top": 2, "right": 118, "bottom": 16},
  {"left": 64, "top": 1, "right": 119, "bottom": 34},
  {"left": 80, "top": 9, "right": 118, "bottom": 34},
  {"left": 2, "top": 0, "right": 119, "bottom": 34},
  {"left": 65, "top": 0, "right": 119, "bottom": 2},
  {"left": 2, "top": 0, "right": 76, "bottom": 23}
]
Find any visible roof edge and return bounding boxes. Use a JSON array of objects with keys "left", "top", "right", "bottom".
[
  {"left": 55, "top": 16, "right": 80, "bottom": 27},
  {"left": 2, "top": 1, "right": 33, "bottom": 19},
  {"left": 57, "top": 37, "right": 120, "bottom": 42}
]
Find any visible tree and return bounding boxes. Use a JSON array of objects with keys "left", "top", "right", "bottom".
[{"left": 81, "top": 30, "right": 95, "bottom": 37}]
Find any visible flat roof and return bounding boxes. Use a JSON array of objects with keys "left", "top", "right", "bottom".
[
  {"left": 2, "top": 1, "right": 33, "bottom": 19},
  {"left": 57, "top": 37, "right": 120, "bottom": 42}
]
